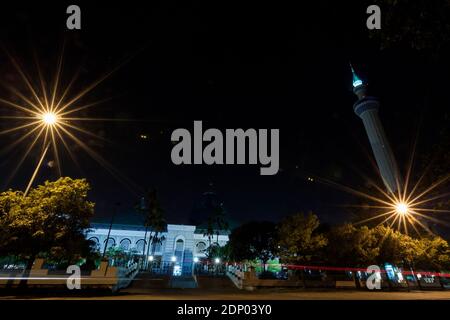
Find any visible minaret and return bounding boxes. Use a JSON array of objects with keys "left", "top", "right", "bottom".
[{"left": 351, "top": 65, "right": 402, "bottom": 194}]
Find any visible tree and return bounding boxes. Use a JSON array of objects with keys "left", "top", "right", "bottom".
[
  {"left": 370, "top": 225, "right": 420, "bottom": 266},
  {"left": 368, "top": 0, "right": 450, "bottom": 52},
  {"left": 366, "top": 225, "right": 450, "bottom": 287},
  {"left": 212, "top": 205, "right": 229, "bottom": 245},
  {"left": 325, "top": 223, "right": 379, "bottom": 268},
  {"left": 139, "top": 189, "right": 167, "bottom": 269},
  {"left": 0, "top": 177, "right": 95, "bottom": 269},
  {"left": 275, "top": 212, "right": 327, "bottom": 287},
  {"left": 324, "top": 223, "right": 381, "bottom": 287},
  {"left": 203, "top": 203, "right": 229, "bottom": 259},
  {"left": 203, "top": 216, "right": 215, "bottom": 249},
  {"left": 413, "top": 236, "right": 450, "bottom": 271},
  {"left": 208, "top": 242, "right": 231, "bottom": 262},
  {"left": 105, "top": 246, "right": 126, "bottom": 266},
  {"left": 228, "top": 221, "right": 276, "bottom": 270},
  {"left": 146, "top": 190, "right": 167, "bottom": 257},
  {"left": 276, "top": 212, "right": 328, "bottom": 265}
]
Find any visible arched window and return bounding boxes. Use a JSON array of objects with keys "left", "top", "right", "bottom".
[
  {"left": 88, "top": 237, "right": 100, "bottom": 251},
  {"left": 120, "top": 238, "right": 131, "bottom": 251},
  {"left": 196, "top": 241, "right": 207, "bottom": 253},
  {"left": 153, "top": 241, "right": 162, "bottom": 253},
  {"left": 175, "top": 239, "right": 184, "bottom": 251},
  {"left": 104, "top": 238, "right": 116, "bottom": 250},
  {"left": 135, "top": 239, "right": 147, "bottom": 253}
]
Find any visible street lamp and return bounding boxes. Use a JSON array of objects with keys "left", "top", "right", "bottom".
[
  {"left": 148, "top": 255, "right": 154, "bottom": 262},
  {"left": 41, "top": 112, "right": 58, "bottom": 126},
  {"left": 395, "top": 202, "right": 409, "bottom": 215},
  {"left": 214, "top": 258, "right": 220, "bottom": 264},
  {"left": 193, "top": 257, "right": 199, "bottom": 263},
  {"left": 171, "top": 256, "right": 177, "bottom": 262}
]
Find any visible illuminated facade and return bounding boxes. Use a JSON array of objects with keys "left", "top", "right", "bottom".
[{"left": 85, "top": 223, "right": 229, "bottom": 270}]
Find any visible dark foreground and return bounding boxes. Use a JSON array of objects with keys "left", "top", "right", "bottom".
[
  {"left": 1, "top": 288, "right": 450, "bottom": 300},
  {"left": 1, "top": 275, "right": 450, "bottom": 300}
]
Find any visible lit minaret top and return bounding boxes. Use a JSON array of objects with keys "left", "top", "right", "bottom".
[
  {"left": 351, "top": 64, "right": 363, "bottom": 88},
  {"left": 351, "top": 64, "right": 402, "bottom": 194},
  {"left": 351, "top": 63, "right": 367, "bottom": 100}
]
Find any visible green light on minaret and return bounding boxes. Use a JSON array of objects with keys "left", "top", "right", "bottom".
[{"left": 351, "top": 64, "right": 363, "bottom": 88}]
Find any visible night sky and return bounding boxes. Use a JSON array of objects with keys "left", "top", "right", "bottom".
[{"left": 0, "top": 2, "right": 448, "bottom": 227}]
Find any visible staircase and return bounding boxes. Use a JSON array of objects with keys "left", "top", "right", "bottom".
[
  {"left": 127, "top": 271, "right": 171, "bottom": 291},
  {"left": 169, "top": 275, "right": 198, "bottom": 288},
  {"left": 196, "top": 275, "right": 237, "bottom": 291}
]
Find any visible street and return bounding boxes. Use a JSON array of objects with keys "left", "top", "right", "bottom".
[{"left": 2, "top": 288, "right": 450, "bottom": 300}]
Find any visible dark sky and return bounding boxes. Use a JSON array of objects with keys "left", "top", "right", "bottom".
[{"left": 0, "top": 1, "right": 448, "bottom": 227}]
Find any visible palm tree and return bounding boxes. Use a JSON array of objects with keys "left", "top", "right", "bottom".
[
  {"left": 204, "top": 203, "right": 229, "bottom": 268},
  {"left": 203, "top": 216, "right": 215, "bottom": 249},
  {"left": 136, "top": 197, "right": 149, "bottom": 270},
  {"left": 213, "top": 205, "right": 229, "bottom": 245},
  {"left": 143, "top": 189, "right": 167, "bottom": 270}
]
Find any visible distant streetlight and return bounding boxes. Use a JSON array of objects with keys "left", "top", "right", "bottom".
[
  {"left": 214, "top": 258, "right": 220, "bottom": 264},
  {"left": 41, "top": 112, "right": 58, "bottom": 126},
  {"left": 193, "top": 257, "right": 199, "bottom": 263},
  {"left": 171, "top": 256, "right": 177, "bottom": 262},
  {"left": 148, "top": 255, "right": 154, "bottom": 262},
  {"left": 395, "top": 202, "right": 409, "bottom": 215}
]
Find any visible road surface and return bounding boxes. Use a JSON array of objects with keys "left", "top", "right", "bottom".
[
  {"left": 2, "top": 275, "right": 450, "bottom": 300},
  {"left": 2, "top": 288, "right": 450, "bottom": 300}
]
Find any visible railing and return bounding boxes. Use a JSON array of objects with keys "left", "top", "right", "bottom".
[
  {"left": 0, "top": 258, "right": 139, "bottom": 292},
  {"left": 194, "top": 263, "right": 226, "bottom": 276},
  {"left": 225, "top": 263, "right": 450, "bottom": 291},
  {"left": 145, "top": 262, "right": 193, "bottom": 276}
]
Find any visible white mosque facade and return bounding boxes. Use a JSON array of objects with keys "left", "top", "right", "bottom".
[{"left": 86, "top": 223, "right": 229, "bottom": 271}]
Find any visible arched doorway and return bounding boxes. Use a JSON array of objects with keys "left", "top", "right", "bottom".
[{"left": 174, "top": 238, "right": 184, "bottom": 265}]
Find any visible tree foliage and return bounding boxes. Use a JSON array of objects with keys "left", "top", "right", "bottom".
[
  {"left": 413, "top": 236, "right": 450, "bottom": 270},
  {"left": 0, "top": 177, "right": 95, "bottom": 266},
  {"left": 144, "top": 189, "right": 167, "bottom": 255},
  {"left": 228, "top": 210, "right": 450, "bottom": 273},
  {"left": 202, "top": 203, "right": 229, "bottom": 260},
  {"left": 275, "top": 213, "right": 328, "bottom": 265},
  {"left": 207, "top": 242, "right": 231, "bottom": 262},
  {"left": 325, "top": 223, "right": 450, "bottom": 271},
  {"left": 325, "top": 223, "right": 379, "bottom": 267},
  {"left": 369, "top": 0, "right": 450, "bottom": 51},
  {"left": 228, "top": 221, "right": 276, "bottom": 265},
  {"left": 204, "top": 204, "right": 229, "bottom": 245}
]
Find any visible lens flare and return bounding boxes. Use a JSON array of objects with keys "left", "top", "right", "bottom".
[
  {"left": 395, "top": 202, "right": 409, "bottom": 215},
  {"left": 0, "top": 45, "right": 142, "bottom": 196},
  {"left": 42, "top": 112, "right": 57, "bottom": 126},
  {"left": 313, "top": 163, "right": 449, "bottom": 236}
]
